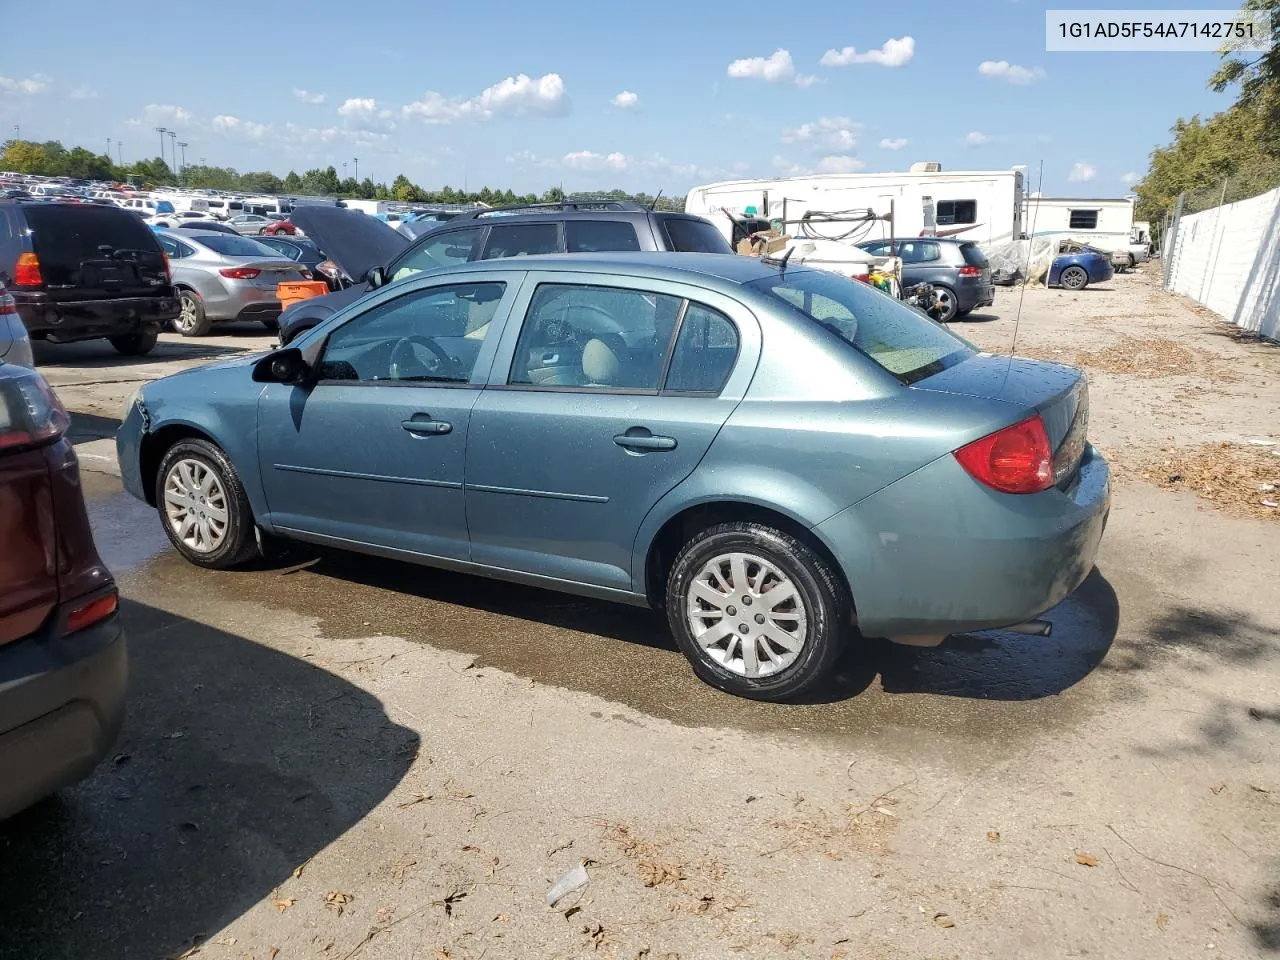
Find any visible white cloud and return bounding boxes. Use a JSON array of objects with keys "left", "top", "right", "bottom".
[
  {"left": 69, "top": 84, "right": 99, "bottom": 100},
  {"left": 506, "top": 149, "right": 541, "bottom": 164},
  {"left": 127, "top": 104, "right": 193, "bottom": 127},
  {"left": 0, "top": 73, "right": 51, "bottom": 95},
  {"left": 611, "top": 90, "right": 639, "bottom": 110},
  {"left": 562, "top": 150, "right": 628, "bottom": 171},
  {"left": 403, "top": 73, "right": 569, "bottom": 123},
  {"left": 337, "top": 97, "right": 377, "bottom": 118},
  {"left": 817, "top": 155, "right": 865, "bottom": 174},
  {"left": 337, "top": 97, "right": 395, "bottom": 134},
  {"left": 820, "top": 37, "right": 914, "bottom": 68},
  {"left": 211, "top": 115, "right": 270, "bottom": 139},
  {"left": 727, "top": 49, "right": 813, "bottom": 87},
  {"left": 782, "top": 116, "right": 860, "bottom": 152},
  {"left": 772, "top": 155, "right": 809, "bottom": 176},
  {"left": 1122, "top": 171, "right": 1141, "bottom": 185},
  {"left": 281, "top": 122, "right": 341, "bottom": 144},
  {"left": 879, "top": 137, "right": 908, "bottom": 150},
  {"left": 964, "top": 130, "right": 989, "bottom": 147},
  {"left": 1069, "top": 161, "right": 1098, "bottom": 182},
  {"left": 977, "top": 60, "right": 1045, "bottom": 85},
  {"left": 293, "top": 88, "right": 326, "bottom": 105}
]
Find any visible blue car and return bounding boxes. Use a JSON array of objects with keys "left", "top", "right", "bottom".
[
  {"left": 116, "top": 253, "right": 1109, "bottom": 701},
  {"left": 1048, "top": 246, "right": 1114, "bottom": 290}
]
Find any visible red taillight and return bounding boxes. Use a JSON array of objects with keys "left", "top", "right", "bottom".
[
  {"left": 219, "top": 266, "right": 261, "bottom": 280},
  {"left": 851, "top": 270, "right": 871, "bottom": 282},
  {"left": 64, "top": 590, "right": 119, "bottom": 635},
  {"left": 0, "top": 369, "right": 70, "bottom": 451},
  {"left": 299, "top": 269, "right": 313, "bottom": 280},
  {"left": 954, "top": 415, "right": 1054, "bottom": 494},
  {"left": 957, "top": 265, "right": 982, "bottom": 277},
  {"left": 14, "top": 251, "right": 42, "bottom": 286},
  {"left": 161, "top": 251, "right": 172, "bottom": 282}
]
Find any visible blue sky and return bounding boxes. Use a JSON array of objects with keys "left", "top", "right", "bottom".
[{"left": 0, "top": 0, "right": 1238, "bottom": 197}]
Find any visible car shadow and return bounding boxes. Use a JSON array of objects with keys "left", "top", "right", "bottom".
[
  {"left": 958, "top": 311, "right": 1001, "bottom": 323},
  {"left": 33, "top": 334, "right": 260, "bottom": 369},
  {"left": 67, "top": 411, "right": 122, "bottom": 445},
  {"left": 0, "top": 598, "right": 418, "bottom": 960}
]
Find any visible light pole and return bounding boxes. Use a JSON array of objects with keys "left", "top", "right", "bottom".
[
  {"left": 353, "top": 157, "right": 358, "bottom": 181},
  {"left": 155, "top": 127, "right": 168, "bottom": 168},
  {"left": 342, "top": 162, "right": 348, "bottom": 180},
  {"left": 117, "top": 141, "right": 123, "bottom": 165},
  {"left": 168, "top": 131, "right": 177, "bottom": 179},
  {"left": 12, "top": 124, "right": 19, "bottom": 141},
  {"left": 177, "top": 141, "right": 188, "bottom": 184},
  {"left": 106, "top": 137, "right": 112, "bottom": 159}
]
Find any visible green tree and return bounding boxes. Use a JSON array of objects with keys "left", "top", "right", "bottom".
[
  {"left": 1209, "top": 0, "right": 1280, "bottom": 145},
  {"left": 0, "top": 140, "right": 51, "bottom": 174},
  {"left": 282, "top": 171, "right": 303, "bottom": 193},
  {"left": 541, "top": 186, "right": 565, "bottom": 203},
  {"left": 357, "top": 177, "right": 377, "bottom": 199},
  {"left": 391, "top": 174, "right": 421, "bottom": 202}
]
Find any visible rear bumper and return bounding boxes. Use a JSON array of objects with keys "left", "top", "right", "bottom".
[
  {"left": 203, "top": 282, "right": 282, "bottom": 322},
  {"left": 14, "top": 292, "right": 179, "bottom": 342},
  {"left": 957, "top": 282, "right": 995, "bottom": 311},
  {"left": 0, "top": 610, "right": 126, "bottom": 820},
  {"left": 815, "top": 446, "right": 1111, "bottom": 638}
]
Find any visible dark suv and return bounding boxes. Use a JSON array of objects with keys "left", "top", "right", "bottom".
[
  {"left": 0, "top": 362, "right": 125, "bottom": 819},
  {"left": 0, "top": 201, "right": 180, "bottom": 356},
  {"left": 857, "top": 237, "right": 995, "bottom": 322},
  {"left": 278, "top": 201, "right": 732, "bottom": 344}
]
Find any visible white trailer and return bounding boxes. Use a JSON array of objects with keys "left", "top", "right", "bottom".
[
  {"left": 1023, "top": 197, "right": 1135, "bottom": 251},
  {"left": 685, "top": 165, "right": 1026, "bottom": 247}
]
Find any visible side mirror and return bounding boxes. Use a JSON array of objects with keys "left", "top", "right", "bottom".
[
  {"left": 252, "top": 347, "right": 309, "bottom": 384},
  {"left": 366, "top": 265, "right": 387, "bottom": 289}
]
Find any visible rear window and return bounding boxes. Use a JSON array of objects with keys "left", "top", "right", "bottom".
[
  {"left": 748, "top": 269, "right": 972, "bottom": 384},
  {"left": 565, "top": 220, "right": 641, "bottom": 253},
  {"left": 660, "top": 216, "right": 732, "bottom": 254},
  {"left": 195, "top": 234, "right": 280, "bottom": 257},
  {"left": 959, "top": 243, "right": 988, "bottom": 267},
  {"left": 23, "top": 204, "right": 162, "bottom": 263}
]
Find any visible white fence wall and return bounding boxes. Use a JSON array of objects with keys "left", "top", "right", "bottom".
[{"left": 1165, "top": 185, "right": 1280, "bottom": 340}]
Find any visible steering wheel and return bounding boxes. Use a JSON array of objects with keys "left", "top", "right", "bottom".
[{"left": 389, "top": 336, "right": 463, "bottom": 379}]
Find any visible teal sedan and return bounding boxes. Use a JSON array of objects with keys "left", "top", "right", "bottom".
[{"left": 117, "top": 253, "right": 1108, "bottom": 701}]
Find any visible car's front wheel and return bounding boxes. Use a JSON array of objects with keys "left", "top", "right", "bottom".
[
  {"left": 665, "top": 522, "right": 849, "bottom": 701},
  {"left": 156, "top": 438, "right": 259, "bottom": 569},
  {"left": 1060, "top": 265, "right": 1090, "bottom": 290}
]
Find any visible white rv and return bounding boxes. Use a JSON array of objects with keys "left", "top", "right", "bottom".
[
  {"left": 685, "top": 164, "right": 1026, "bottom": 247},
  {"left": 1023, "top": 197, "right": 1135, "bottom": 251}
]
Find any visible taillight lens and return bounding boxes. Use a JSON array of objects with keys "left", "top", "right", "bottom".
[
  {"left": 64, "top": 590, "right": 119, "bottom": 635},
  {"left": 220, "top": 266, "right": 261, "bottom": 279},
  {"left": 161, "top": 251, "right": 172, "bottom": 281},
  {"left": 851, "top": 270, "right": 871, "bottom": 283},
  {"left": 954, "top": 415, "right": 1054, "bottom": 494},
  {"left": 0, "top": 366, "right": 71, "bottom": 452},
  {"left": 0, "top": 285, "right": 16, "bottom": 315},
  {"left": 14, "top": 251, "right": 42, "bottom": 286},
  {"left": 299, "top": 269, "right": 313, "bottom": 280},
  {"left": 957, "top": 265, "right": 982, "bottom": 277}
]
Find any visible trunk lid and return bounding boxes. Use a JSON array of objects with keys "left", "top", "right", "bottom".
[
  {"left": 20, "top": 203, "right": 170, "bottom": 301},
  {"left": 913, "top": 353, "right": 1089, "bottom": 481}
]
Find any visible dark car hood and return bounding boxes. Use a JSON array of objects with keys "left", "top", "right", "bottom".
[{"left": 287, "top": 206, "right": 410, "bottom": 282}]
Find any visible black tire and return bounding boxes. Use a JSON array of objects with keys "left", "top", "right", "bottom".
[
  {"left": 156, "top": 438, "right": 259, "bottom": 569},
  {"left": 109, "top": 330, "right": 159, "bottom": 356},
  {"left": 174, "top": 289, "right": 213, "bottom": 337},
  {"left": 1060, "top": 266, "right": 1089, "bottom": 290},
  {"left": 260, "top": 316, "right": 279, "bottom": 331},
  {"left": 665, "top": 522, "right": 849, "bottom": 701},
  {"left": 932, "top": 285, "right": 959, "bottom": 322}
]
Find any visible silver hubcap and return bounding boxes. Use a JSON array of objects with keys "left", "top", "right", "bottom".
[
  {"left": 685, "top": 552, "right": 808, "bottom": 678},
  {"left": 178, "top": 295, "right": 197, "bottom": 331},
  {"left": 163, "top": 458, "right": 228, "bottom": 553},
  {"left": 1063, "top": 269, "right": 1085, "bottom": 289}
]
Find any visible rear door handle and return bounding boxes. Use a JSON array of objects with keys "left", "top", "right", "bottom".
[
  {"left": 613, "top": 433, "right": 676, "bottom": 452},
  {"left": 401, "top": 416, "right": 452, "bottom": 436}
]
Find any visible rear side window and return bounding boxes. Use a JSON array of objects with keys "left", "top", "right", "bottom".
[
  {"left": 665, "top": 303, "right": 739, "bottom": 394},
  {"left": 23, "top": 205, "right": 162, "bottom": 263},
  {"left": 660, "top": 217, "right": 732, "bottom": 254},
  {"left": 959, "top": 243, "right": 989, "bottom": 267},
  {"left": 565, "top": 220, "right": 640, "bottom": 253},
  {"left": 482, "top": 222, "right": 560, "bottom": 259},
  {"left": 195, "top": 234, "right": 279, "bottom": 257}
]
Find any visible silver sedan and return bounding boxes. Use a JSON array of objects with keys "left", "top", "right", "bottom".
[{"left": 154, "top": 230, "right": 310, "bottom": 336}]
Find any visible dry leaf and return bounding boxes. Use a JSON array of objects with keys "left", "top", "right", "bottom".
[
  {"left": 1156, "top": 910, "right": 1170, "bottom": 931},
  {"left": 268, "top": 949, "right": 279, "bottom": 960},
  {"left": 212, "top": 937, "right": 236, "bottom": 946},
  {"left": 493, "top": 914, "right": 511, "bottom": 922},
  {"left": 933, "top": 913, "right": 955, "bottom": 928},
  {"left": 292, "top": 859, "right": 310, "bottom": 879},
  {"left": 987, "top": 831, "right": 1001, "bottom": 843},
  {"left": 435, "top": 951, "right": 452, "bottom": 960},
  {"left": 324, "top": 891, "right": 354, "bottom": 915},
  {"left": 375, "top": 906, "right": 394, "bottom": 925},
  {"left": 397, "top": 792, "right": 432, "bottom": 808},
  {"left": 1075, "top": 853, "right": 1100, "bottom": 867},
  {"left": 273, "top": 898, "right": 296, "bottom": 913},
  {"left": 1210, "top": 783, "right": 1226, "bottom": 795}
]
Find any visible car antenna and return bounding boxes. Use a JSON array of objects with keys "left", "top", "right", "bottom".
[
  {"left": 648, "top": 189, "right": 663, "bottom": 211},
  {"left": 1009, "top": 159, "right": 1044, "bottom": 363},
  {"left": 776, "top": 245, "right": 795, "bottom": 271}
]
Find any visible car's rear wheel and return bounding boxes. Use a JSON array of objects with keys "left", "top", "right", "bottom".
[
  {"left": 174, "top": 289, "right": 213, "bottom": 337},
  {"left": 109, "top": 330, "right": 158, "bottom": 356},
  {"left": 1060, "top": 266, "right": 1089, "bottom": 290},
  {"left": 665, "top": 522, "right": 848, "bottom": 701},
  {"left": 156, "top": 438, "right": 258, "bottom": 569},
  {"left": 933, "top": 285, "right": 958, "bottom": 322}
]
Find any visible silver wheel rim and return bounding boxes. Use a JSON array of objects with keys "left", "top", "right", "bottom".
[
  {"left": 685, "top": 552, "right": 808, "bottom": 678},
  {"left": 1062, "top": 268, "right": 1086, "bottom": 289},
  {"left": 936, "top": 288, "right": 955, "bottom": 318},
  {"left": 177, "top": 294, "right": 198, "bottom": 332},
  {"left": 163, "top": 458, "right": 229, "bottom": 553}
]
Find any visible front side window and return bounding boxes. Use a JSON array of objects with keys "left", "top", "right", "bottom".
[
  {"left": 565, "top": 220, "right": 641, "bottom": 253},
  {"left": 1069, "top": 209, "right": 1099, "bottom": 230},
  {"left": 482, "top": 222, "right": 560, "bottom": 259},
  {"left": 317, "top": 282, "right": 506, "bottom": 384},
  {"left": 749, "top": 268, "right": 972, "bottom": 384},
  {"left": 392, "top": 227, "right": 485, "bottom": 281},
  {"left": 508, "top": 283, "right": 683, "bottom": 391},
  {"left": 936, "top": 200, "right": 977, "bottom": 225},
  {"left": 664, "top": 303, "right": 739, "bottom": 394}
]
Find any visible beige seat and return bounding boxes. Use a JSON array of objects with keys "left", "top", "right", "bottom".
[{"left": 581, "top": 337, "right": 622, "bottom": 386}]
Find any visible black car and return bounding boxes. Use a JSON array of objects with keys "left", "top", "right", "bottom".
[
  {"left": 0, "top": 201, "right": 180, "bottom": 355},
  {"left": 277, "top": 201, "right": 732, "bottom": 344},
  {"left": 857, "top": 237, "right": 995, "bottom": 322},
  {"left": 253, "top": 235, "right": 326, "bottom": 278}
]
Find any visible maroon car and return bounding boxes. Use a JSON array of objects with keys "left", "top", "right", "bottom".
[{"left": 0, "top": 363, "right": 125, "bottom": 819}]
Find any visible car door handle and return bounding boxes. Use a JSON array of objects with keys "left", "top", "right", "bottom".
[
  {"left": 613, "top": 432, "right": 676, "bottom": 452},
  {"left": 401, "top": 416, "right": 452, "bottom": 436}
]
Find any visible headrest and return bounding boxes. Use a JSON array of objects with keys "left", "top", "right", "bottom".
[{"left": 581, "top": 338, "right": 621, "bottom": 384}]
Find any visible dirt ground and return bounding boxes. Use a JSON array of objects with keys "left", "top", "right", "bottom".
[{"left": 2, "top": 269, "right": 1278, "bottom": 960}]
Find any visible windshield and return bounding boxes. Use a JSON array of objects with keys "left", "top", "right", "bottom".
[
  {"left": 748, "top": 269, "right": 973, "bottom": 384},
  {"left": 195, "top": 234, "right": 281, "bottom": 257}
]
